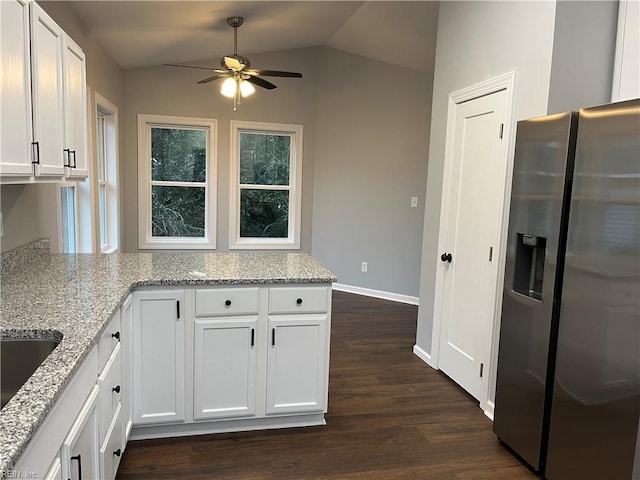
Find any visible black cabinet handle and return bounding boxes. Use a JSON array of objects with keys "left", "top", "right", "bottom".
[
  {"left": 271, "top": 328, "right": 276, "bottom": 346},
  {"left": 31, "top": 141, "right": 40, "bottom": 164},
  {"left": 71, "top": 150, "right": 77, "bottom": 168},
  {"left": 113, "top": 448, "right": 121, "bottom": 457},
  {"left": 176, "top": 300, "right": 180, "bottom": 319},
  {"left": 111, "top": 331, "right": 120, "bottom": 341},
  {"left": 251, "top": 328, "right": 255, "bottom": 347},
  {"left": 71, "top": 454, "right": 82, "bottom": 480},
  {"left": 225, "top": 299, "right": 232, "bottom": 306},
  {"left": 113, "top": 385, "right": 121, "bottom": 394},
  {"left": 64, "top": 148, "right": 71, "bottom": 167},
  {"left": 440, "top": 252, "right": 452, "bottom": 263},
  {"left": 296, "top": 298, "right": 303, "bottom": 305}
]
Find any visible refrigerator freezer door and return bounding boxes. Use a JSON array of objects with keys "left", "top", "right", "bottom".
[
  {"left": 493, "top": 112, "right": 577, "bottom": 471},
  {"left": 546, "top": 99, "right": 640, "bottom": 480}
]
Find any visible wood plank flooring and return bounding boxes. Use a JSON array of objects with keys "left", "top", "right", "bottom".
[{"left": 117, "top": 291, "right": 537, "bottom": 479}]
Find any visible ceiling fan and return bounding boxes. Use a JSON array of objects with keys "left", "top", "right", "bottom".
[{"left": 164, "top": 16, "right": 303, "bottom": 110}]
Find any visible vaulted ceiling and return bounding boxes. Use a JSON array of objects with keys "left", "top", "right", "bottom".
[{"left": 66, "top": 1, "right": 439, "bottom": 72}]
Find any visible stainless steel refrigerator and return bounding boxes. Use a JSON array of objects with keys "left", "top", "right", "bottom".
[{"left": 493, "top": 99, "right": 640, "bottom": 479}]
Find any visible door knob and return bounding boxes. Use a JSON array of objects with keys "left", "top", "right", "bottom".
[{"left": 440, "top": 252, "right": 452, "bottom": 263}]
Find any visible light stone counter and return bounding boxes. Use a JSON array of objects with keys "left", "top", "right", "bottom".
[{"left": 0, "top": 244, "right": 336, "bottom": 473}]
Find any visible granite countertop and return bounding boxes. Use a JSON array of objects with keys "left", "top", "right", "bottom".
[{"left": 0, "top": 245, "right": 336, "bottom": 473}]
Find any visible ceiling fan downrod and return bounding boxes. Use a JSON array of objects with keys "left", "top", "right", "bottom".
[{"left": 227, "top": 16, "right": 243, "bottom": 56}]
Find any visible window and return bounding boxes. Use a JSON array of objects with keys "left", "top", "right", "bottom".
[
  {"left": 59, "top": 184, "right": 77, "bottom": 253},
  {"left": 138, "top": 114, "right": 217, "bottom": 249},
  {"left": 230, "top": 121, "right": 303, "bottom": 249},
  {"left": 95, "top": 92, "right": 119, "bottom": 253}
]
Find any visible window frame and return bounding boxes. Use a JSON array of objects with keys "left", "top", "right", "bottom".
[
  {"left": 137, "top": 114, "right": 217, "bottom": 250},
  {"left": 57, "top": 182, "right": 78, "bottom": 253},
  {"left": 94, "top": 92, "right": 120, "bottom": 253},
  {"left": 229, "top": 120, "right": 303, "bottom": 250}
]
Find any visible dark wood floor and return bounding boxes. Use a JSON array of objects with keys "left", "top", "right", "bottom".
[{"left": 117, "top": 291, "right": 536, "bottom": 479}]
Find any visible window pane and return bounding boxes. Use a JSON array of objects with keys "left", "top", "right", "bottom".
[
  {"left": 60, "top": 187, "right": 76, "bottom": 253},
  {"left": 99, "top": 184, "right": 107, "bottom": 247},
  {"left": 240, "top": 189, "right": 289, "bottom": 238},
  {"left": 151, "top": 128, "right": 206, "bottom": 182},
  {"left": 96, "top": 115, "right": 106, "bottom": 181},
  {"left": 152, "top": 186, "right": 205, "bottom": 237},
  {"left": 239, "top": 133, "right": 290, "bottom": 186}
]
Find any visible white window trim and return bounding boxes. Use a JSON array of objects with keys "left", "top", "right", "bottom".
[
  {"left": 229, "top": 120, "right": 303, "bottom": 250},
  {"left": 137, "top": 114, "right": 217, "bottom": 250},
  {"left": 94, "top": 92, "right": 119, "bottom": 253}
]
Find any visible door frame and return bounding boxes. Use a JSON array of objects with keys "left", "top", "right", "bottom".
[{"left": 429, "top": 71, "right": 517, "bottom": 418}]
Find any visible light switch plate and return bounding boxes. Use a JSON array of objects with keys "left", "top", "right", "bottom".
[{"left": 411, "top": 197, "right": 418, "bottom": 208}]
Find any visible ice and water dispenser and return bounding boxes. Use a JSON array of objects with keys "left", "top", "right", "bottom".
[{"left": 513, "top": 233, "right": 546, "bottom": 300}]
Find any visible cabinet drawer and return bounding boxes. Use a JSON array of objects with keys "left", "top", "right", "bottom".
[
  {"left": 269, "top": 287, "right": 329, "bottom": 314},
  {"left": 99, "top": 310, "right": 121, "bottom": 373},
  {"left": 100, "top": 402, "right": 123, "bottom": 480},
  {"left": 98, "top": 343, "right": 122, "bottom": 446},
  {"left": 195, "top": 288, "right": 260, "bottom": 317}
]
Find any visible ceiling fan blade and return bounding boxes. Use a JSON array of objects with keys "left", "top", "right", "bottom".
[
  {"left": 197, "top": 74, "right": 225, "bottom": 84},
  {"left": 248, "top": 69, "right": 303, "bottom": 78},
  {"left": 245, "top": 75, "right": 277, "bottom": 90},
  {"left": 224, "top": 56, "right": 244, "bottom": 71},
  {"left": 164, "top": 63, "right": 220, "bottom": 71}
]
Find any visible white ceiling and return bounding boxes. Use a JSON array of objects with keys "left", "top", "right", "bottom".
[{"left": 67, "top": 1, "right": 439, "bottom": 72}]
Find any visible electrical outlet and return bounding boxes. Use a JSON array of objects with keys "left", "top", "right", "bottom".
[
  {"left": 361, "top": 261, "right": 368, "bottom": 273},
  {"left": 411, "top": 197, "right": 418, "bottom": 208}
]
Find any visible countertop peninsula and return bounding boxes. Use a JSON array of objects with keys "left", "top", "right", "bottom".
[{"left": 0, "top": 244, "right": 336, "bottom": 473}]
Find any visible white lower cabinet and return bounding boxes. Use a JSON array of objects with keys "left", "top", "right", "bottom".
[
  {"left": 132, "top": 289, "right": 186, "bottom": 425},
  {"left": 131, "top": 284, "right": 331, "bottom": 438},
  {"left": 194, "top": 317, "right": 258, "bottom": 420},
  {"left": 44, "top": 456, "right": 62, "bottom": 480},
  {"left": 61, "top": 386, "right": 99, "bottom": 480},
  {"left": 266, "top": 315, "right": 329, "bottom": 415},
  {"left": 100, "top": 403, "right": 123, "bottom": 480}
]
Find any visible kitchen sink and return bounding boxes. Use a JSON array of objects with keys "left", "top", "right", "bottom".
[{"left": 1, "top": 337, "right": 61, "bottom": 409}]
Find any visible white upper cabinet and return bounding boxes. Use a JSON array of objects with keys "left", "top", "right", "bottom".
[
  {"left": 63, "top": 35, "right": 88, "bottom": 178},
  {"left": 30, "top": 1, "right": 65, "bottom": 178},
  {"left": 0, "top": 0, "right": 34, "bottom": 176},
  {"left": 0, "top": 0, "right": 88, "bottom": 182}
]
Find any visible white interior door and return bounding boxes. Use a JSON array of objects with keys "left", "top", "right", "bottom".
[{"left": 438, "top": 89, "right": 508, "bottom": 400}]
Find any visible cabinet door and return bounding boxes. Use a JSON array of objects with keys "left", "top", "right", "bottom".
[
  {"left": 120, "top": 294, "right": 133, "bottom": 448},
  {"left": 266, "top": 315, "right": 328, "bottom": 415},
  {"left": 44, "top": 456, "right": 62, "bottom": 480},
  {"left": 194, "top": 317, "right": 257, "bottom": 420},
  {"left": 0, "top": 0, "right": 33, "bottom": 177},
  {"left": 30, "top": 2, "right": 65, "bottom": 177},
  {"left": 61, "top": 386, "right": 100, "bottom": 480},
  {"left": 133, "top": 290, "right": 185, "bottom": 425},
  {"left": 62, "top": 35, "right": 88, "bottom": 178}
]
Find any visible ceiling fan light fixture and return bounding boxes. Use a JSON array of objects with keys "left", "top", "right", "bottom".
[
  {"left": 240, "top": 80, "right": 255, "bottom": 97},
  {"left": 221, "top": 77, "right": 236, "bottom": 97}
]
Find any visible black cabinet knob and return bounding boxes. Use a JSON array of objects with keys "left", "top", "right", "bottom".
[
  {"left": 296, "top": 298, "right": 303, "bottom": 305},
  {"left": 113, "top": 385, "right": 121, "bottom": 394},
  {"left": 225, "top": 299, "right": 232, "bottom": 306},
  {"left": 113, "top": 448, "right": 121, "bottom": 457},
  {"left": 111, "top": 331, "right": 120, "bottom": 340},
  {"left": 440, "top": 252, "right": 452, "bottom": 263}
]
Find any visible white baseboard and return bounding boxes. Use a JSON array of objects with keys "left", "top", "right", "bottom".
[
  {"left": 332, "top": 283, "right": 419, "bottom": 305},
  {"left": 413, "top": 344, "right": 438, "bottom": 370},
  {"left": 484, "top": 400, "right": 495, "bottom": 421}
]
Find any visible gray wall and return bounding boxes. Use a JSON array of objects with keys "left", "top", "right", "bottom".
[
  {"left": 0, "top": 1, "right": 123, "bottom": 253},
  {"left": 311, "top": 48, "right": 431, "bottom": 298},
  {"left": 416, "top": 1, "right": 558, "bottom": 356},
  {"left": 121, "top": 47, "right": 319, "bottom": 253},
  {"left": 122, "top": 46, "right": 433, "bottom": 301},
  {"left": 547, "top": 1, "right": 618, "bottom": 114}
]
